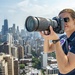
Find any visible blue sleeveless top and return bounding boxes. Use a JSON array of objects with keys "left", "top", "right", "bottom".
[{"left": 58, "top": 31, "right": 75, "bottom": 75}]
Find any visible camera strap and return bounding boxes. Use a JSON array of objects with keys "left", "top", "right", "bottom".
[{"left": 65, "top": 39, "right": 69, "bottom": 51}]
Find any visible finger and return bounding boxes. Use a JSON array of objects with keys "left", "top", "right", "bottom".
[
  {"left": 50, "top": 26, "right": 53, "bottom": 33},
  {"left": 44, "top": 30, "right": 49, "bottom": 35},
  {"left": 40, "top": 31, "right": 44, "bottom": 36}
]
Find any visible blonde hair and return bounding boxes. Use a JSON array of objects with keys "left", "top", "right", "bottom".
[{"left": 59, "top": 8, "right": 75, "bottom": 19}]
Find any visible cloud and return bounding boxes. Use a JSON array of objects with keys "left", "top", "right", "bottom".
[
  {"left": 15, "top": 0, "right": 75, "bottom": 18},
  {"left": 16, "top": 0, "right": 57, "bottom": 17},
  {"left": 8, "top": 9, "right": 16, "bottom": 13},
  {"left": 53, "top": 0, "right": 75, "bottom": 10}
]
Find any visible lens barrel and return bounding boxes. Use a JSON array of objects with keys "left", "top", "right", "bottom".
[
  {"left": 25, "top": 16, "right": 57, "bottom": 31},
  {"left": 25, "top": 16, "right": 64, "bottom": 34}
]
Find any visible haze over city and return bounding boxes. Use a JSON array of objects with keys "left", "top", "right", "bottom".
[
  {"left": 0, "top": 0, "right": 75, "bottom": 75},
  {"left": 0, "top": 0, "right": 75, "bottom": 31}
]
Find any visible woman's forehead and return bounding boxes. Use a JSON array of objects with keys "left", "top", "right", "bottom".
[{"left": 59, "top": 12, "right": 71, "bottom": 18}]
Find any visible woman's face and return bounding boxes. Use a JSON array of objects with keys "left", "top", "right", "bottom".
[{"left": 59, "top": 12, "right": 75, "bottom": 33}]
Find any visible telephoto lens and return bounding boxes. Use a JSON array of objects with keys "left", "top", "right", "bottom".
[{"left": 25, "top": 16, "right": 64, "bottom": 34}]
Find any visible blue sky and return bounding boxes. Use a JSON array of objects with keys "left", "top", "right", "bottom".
[{"left": 0, "top": 0, "right": 75, "bottom": 31}]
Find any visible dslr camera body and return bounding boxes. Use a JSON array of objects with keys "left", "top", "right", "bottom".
[{"left": 25, "top": 16, "right": 64, "bottom": 34}]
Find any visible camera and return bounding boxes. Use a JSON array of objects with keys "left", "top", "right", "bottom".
[{"left": 25, "top": 16, "right": 64, "bottom": 34}]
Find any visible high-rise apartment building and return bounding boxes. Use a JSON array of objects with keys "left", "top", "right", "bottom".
[
  {"left": 0, "top": 53, "right": 19, "bottom": 75},
  {"left": 0, "top": 53, "right": 8, "bottom": 75},
  {"left": 25, "top": 43, "right": 31, "bottom": 55},
  {"left": 14, "top": 59, "right": 19, "bottom": 75},
  {"left": 0, "top": 44, "right": 10, "bottom": 54},
  {"left": 3, "top": 55, "right": 14, "bottom": 75},
  {"left": 11, "top": 46, "right": 18, "bottom": 58},
  {"left": 41, "top": 52, "right": 48, "bottom": 69},
  {"left": 17, "top": 45, "right": 24, "bottom": 60}
]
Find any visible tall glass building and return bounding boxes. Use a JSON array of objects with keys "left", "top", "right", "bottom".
[{"left": 3, "top": 19, "right": 8, "bottom": 35}]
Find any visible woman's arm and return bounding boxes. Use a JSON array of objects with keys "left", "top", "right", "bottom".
[
  {"left": 40, "top": 26, "right": 75, "bottom": 74},
  {"left": 44, "top": 39, "right": 55, "bottom": 53},
  {"left": 55, "top": 41, "right": 75, "bottom": 74}
]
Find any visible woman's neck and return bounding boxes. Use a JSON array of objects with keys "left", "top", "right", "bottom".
[{"left": 66, "top": 30, "right": 75, "bottom": 38}]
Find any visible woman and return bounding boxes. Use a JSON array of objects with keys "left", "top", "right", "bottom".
[{"left": 40, "top": 9, "right": 75, "bottom": 75}]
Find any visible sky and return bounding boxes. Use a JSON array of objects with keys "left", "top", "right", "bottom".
[{"left": 0, "top": 0, "right": 75, "bottom": 31}]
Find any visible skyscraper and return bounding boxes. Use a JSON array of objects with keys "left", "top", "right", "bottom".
[
  {"left": 12, "top": 24, "right": 16, "bottom": 35},
  {"left": 17, "top": 26, "right": 19, "bottom": 34},
  {"left": 3, "top": 19, "right": 8, "bottom": 35},
  {"left": 2, "top": 25, "right": 4, "bottom": 35}
]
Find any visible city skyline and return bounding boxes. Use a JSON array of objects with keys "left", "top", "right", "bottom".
[{"left": 0, "top": 0, "right": 75, "bottom": 31}]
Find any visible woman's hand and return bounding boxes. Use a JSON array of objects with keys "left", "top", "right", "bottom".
[{"left": 40, "top": 26, "right": 59, "bottom": 40}]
